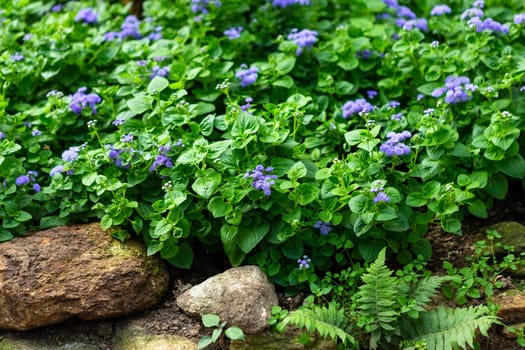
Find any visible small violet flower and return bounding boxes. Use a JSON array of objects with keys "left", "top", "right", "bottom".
[
  {"left": 10, "top": 52, "right": 24, "bottom": 61},
  {"left": 342, "top": 99, "right": 375, "bottom": 118},
  {"left": 75, "top": 8, "right": 98, "bottom": 24},
  {"left": 297, "top": 255, "right": 312, "bottom": 270},
  {"left": 379, "top": 131, "right": 412, "bottom": 157},
  {"left": 240, "top": 97, "right": 253, "bottom": 112},
  {"left": 314, "top": 221, "right": 332, "bottom": 235},
  {"left": 430, "top": 5, "right": 451, "bottom": 16},
  {"left": 69, "top": 87, "right": 102, "bottom": 115},
  {"left": 273, "top": 0, "right": 310, "bottom": 8},
  {"left": 287, "top": 28, "right": 318, "bottom": 56},
  {"left": 244, "top": 165, "right": 277, "bottom": 196},
  {"left": 373, "top": 192, "right": 390, "bottom": 203},
  {"left": 149, "top": 145, "right": 174, "bottom": 172},
  {"left": 431, "top": 76, "right": 476, "bottom": 104},
  {"left": 515, "top": 14, "right": 525, "bottom": 25},
  {"left": 236, "top": 65, "right": 259, "bottom": 87},
  {"left": 191, "top": 0, "right": 221, "bottom": 14},
  {"left": 62, "top": 146, "right": 80, "bottom": 162},
  {"left": 50, "top": 165, "right": 65, "bottom": 177},
  {"left": 224, "top": 26, "right": 243, "bottom": 40},
  {"left": 150, "top": 66, "right": 170, "bottom": 80}
]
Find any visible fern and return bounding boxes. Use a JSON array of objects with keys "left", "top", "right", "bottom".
[
  {"left": 279, "top": 303, "right": 357, "bottom": 347},
  {"left": 400, "top": 305, "right": 500, "bottom": 350},
  {"left": 405, "top": 276, "right": 451, "bottom": 315},
  {"left": 356, "top": 248, "right": 399, "bottom": 349}
]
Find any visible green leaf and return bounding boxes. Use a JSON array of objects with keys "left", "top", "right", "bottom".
[
  {"left": 0, "top": 230, "right": 14, "bottom": 242},
  {"left": 292, "top": 183, "right": 319, "bottom": 205},
  {"left": 147, "top": 76, "right": 169, "bottom": 94},
  {"left": 100, "top": 215, "right": 112, "bottom": 230},
  {"left": 238, "top": 222, "right": 270, "bottom": 253},
  {"left": 468, "top": 200, "right": 488, "bottom": 219},
  {"left": 287, "top": 161, "right": 307, "bottom": 181},
  {"left": 441, "top": 218, "right": 462, "bottom": 234},
  {"left": 485, "top": 173, "right": 508, "bottom": 199},
  {"left": 358, "top": 240, "right": 385, "bottom": 262},
  {"left": 225, "top": 327, "right": 245, "bottom": 340},
  {"left": 192, "top": 170, "right": 222, "bottom": 199},
  {"left": 411, "top": 238, "right": 432, "bottom": 260},
  {"left": 207, "top": 196, "right": 233, "bottom": 218},
  {"left": 349, "top": 194, "right": 369, "bottom": 213},
  {"left": 202, "top": 314, "right": 221, "bottom": 328},
  {"left": 405, "top": 192, "right": 427, "bottom": 207},
  {"left": 231, "top": 113, "right": 259, "bottom": 137},
  {"left": 344, "top": 129, "right": 367, "bottom": 146},
  {"left": 275, "top": 54, "right": 296, "bottom": 75},
  {"left": 282, "top": 238, "right": 304, "bottom": 259},
  {"left": 127, "top": 94, "right": 152, "bottom": 115},
  {"left": 198, "top": 336, "right": 213, "bottom": 350},
  {"left": 335, "top": 81, "right": 355, "bottom": 95},
  {"left": 168, "top": 242, "right": 193, "bottom": 269},
  {"left": 272, "top": 76, "right": 294, "bottom": 89},
  {"left": 496, "top": 154, "right": 525, "bottom": 178}
]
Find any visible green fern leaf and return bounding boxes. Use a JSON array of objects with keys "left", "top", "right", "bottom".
[
  {"left": 407, "top": 276, "right": 450, "bottom": 314},
  {"left": 400, "top": 305, "right": 500, "bottom": 350},
  {"left": 280, "top": 303, "right": 357, "bottom": 347},
  {"left": 356, "top": 248, "right": 399, "bottom": 349}
]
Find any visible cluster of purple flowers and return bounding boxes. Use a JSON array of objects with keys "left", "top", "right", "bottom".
[
  {"left": 224, "top": 27, "right": 243, "bottom": 40},
  {"left": 191, "top": 0, "right": 221, "bottom": 14},
  {"left": 102, "top": 16, "right": 162, "bottom": 42},
  {"left": 314, "top": 221, "right": 332, "bottom": 235},
  {"left": 109, "top": 146, "right": 132, "bottom": 169},
  {"left": 382, "top": 0, "right": 428, "bottom": 31},
  {"left": 341, "top": 98, "right": 375, "bottom": 118},
  {"left": 0, "top": 131, "right": 5, "bottom": 140},
  {"left": 10, "top": 52, "right": 24, "bottom": 61},
  {"left": 431, "top": 76, "right": 477, "bottom": 104},
  {"left": 69, "top": 87, "right": 102, "bottom": 115},
  {"left": 461, "top": 1, "right": 509, "bottom": 34},
  {"left": 240, "top": 97, "right": 253, "bottom": 112},
  {"left": 16, "top": 171, "right": 40, "bottom": 192},
  {"left": 370, "top": 186, "right": 390, "bottom": 203},
  {"left": 379, "top": 131, "right": 412, "bottom": 157},
  {"left": 287, "top": 29, "right": 318, "bottom": 56},
  {"left": 430, "top": 4, "right": 451, "bottom": 16},
  {"left": 515, "top": 14, "right": 525, "bottom": 25},
  {"left": 75, "top": 8, "right": 98, "bottom": 24},
  {"left": 62, "top": 146, "right": 80, "bottom": 162},
  {"left": 149, "top": 145, "right": 174, "bottom": 172},
  {"left": 244, "top": 165, "right": 277, "bottom": 196},
  {"left": 297, "top": 255, "right": 312, "bottom": 270},
  {"left": 236, "top": 65, "right": 259, "bottom": 87},
  {"left": 150, "top": 65, "right": 170, "bottom": 80},
  {"left": 273, "top": 0, "right": 310, "bottom": 8}
]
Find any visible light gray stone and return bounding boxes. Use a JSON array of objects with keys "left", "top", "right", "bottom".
[{"left": 176, "top": 265, "right": 278, "bottom": 334}]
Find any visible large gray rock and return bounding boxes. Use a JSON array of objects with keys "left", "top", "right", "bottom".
[
  {"left": 176, "top": 265, "right": 278, "bottom": 334},
  {"left": 0, "top": 223, "right": 169, "bottom": 331}
]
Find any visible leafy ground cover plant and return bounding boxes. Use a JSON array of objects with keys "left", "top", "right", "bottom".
[{"left": 1, "top": 0, "right": 525, "bottom": 292}]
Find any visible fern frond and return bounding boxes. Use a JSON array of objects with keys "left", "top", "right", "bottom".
[
  {"left": 280, "top": 303, "right": 357, "bottom": 347},
  {"left": 356, "top": 248, "right": 399, "bottom": 349},
  {"left": 400, "top": 305, "right": 500, "bottom": 350},
  {"left": 407, "top": 276, "right": 450, "bottom": 314}
]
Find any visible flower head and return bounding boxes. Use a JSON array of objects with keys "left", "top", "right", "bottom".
[
  {"left": 150, "top": 66, "right": 170, "bottom": 80},
  {"left": 10, "top": 52, "right": 24, "bottom": 61},
  {"left": 244, "top": 165, "right": 277, "bottom": 196},
  {"left": 432, "top": 76, "right": 476, "bottom": 104},
  {"left": 224, "top": 26, "right": 243, "bottom": 40},
  {"left": 314, "top": 221, "right": 332, "bottom": 235},
  {"left": 272, "top": 0, "right": 310, "bottom": 8},
  {"left": 515, "top": 14, "right": 525, "bottom": 25},
  {"left": 342, "top": 99, "right": 375, "bottom": 118},
  {"left": 62, "top": 146, "right": 80, "bottom": 162},
  {"left": 70, "top": 87, "right": 102, "bottom": 115},
  {"left": 75, "top": 8, "right": 98, "bottom": 24},
  {"left": 50, "top": 165, "right": 65, "bottom": 177},
  {"left": 287, "top": 28, "right": 318, "bottom": 56},
  {"left": 430, "top": 5, "right": 451, "bottom": 16},
  {"left": 379, "top": 131, "right": 412, "bottom": 157},
  {"left": 373, "top": 192, "right": 390, "bottom": 203},
  {"left": 236, "top": 66, "right": 259, "bottom": 87},
  {"left": 297, "top": 255, "right": 312, "bottom": 270}
]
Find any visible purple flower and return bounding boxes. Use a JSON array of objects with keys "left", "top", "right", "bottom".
[
  {"left": 379, "top": 131, "right": 412, "bottom": 157},
  {"left": 137, "top": 60, "right": 148, "bottom": 67},
  {"left": 314, "top": 221, "right": 332, "bottom": 235},
  {"left": 240, "top": 97, "right": 253, "bottom": 112},
  {"left": 520, "top": 86, "right": 525, "bottom": 92},
  {"left": 32, "top": 129, "right": 42, "bottom": 136},
  {"left": 51, "top": 4, "right": 63, "bottom": 12},
  {"left": 358, "top": 50, "right": 372, "bottom": 59},
  {"left": 431, "top": 40, "right": 439, "bottom": 48},
  {"left": 367, "top": 90, "right": 378, "bottom": 99},
  {"left": 23, "top": 33, "right": 32, "bottom": 41},
  {"left": 403, "top": 18, "right": 428, "bottom": 31},
  {"left": 386, "top": 101, "right": 400, "bottom": 109},
  {"left": 515, "top": 14, "right": 525, "bottom": 25},
  {"left": 424, "top": 108, "right": 435, "bottom": 115},
  {"left": 382, "top": 0, "right": 399, "bottom": 9},
  {"left": 191, "top": 0, "right": 221, "bottom": 14},
  {"left": 69, "top": 87, "right": 102, "bottom": 115},
  {"left": 272, "top": 0, "right": 310, "bottom": 8},
  {"left": 297, "top": 255, "right": 312, "bottom": 270},
  {"left": 417, "top": 94, "right": 424, "bottom": 100},
  {"left": 33, "top": 183, "right": 41, "bottom": 192},
  {"left": 287, "top": 29, "right": 318, "bottom": 56},
  {"left": 102, "top": 31, "right": 121, "bottom": 42},
  {"left": 461, "top": 8, "right": 484, "bottom": 21},
  {"left": 50, "top": 165, "right": 65, "bottom": 177},
  {"left": 244, "top": 165, "right": 277, "bottom": 196},
  {"left": 10, "top": 52, "right": 24, "bottom": 61},
  {"left": 149, "top": 146, "right": 174, "bottom": 172},
  {"left": 224, "top": 26, "right": 243, "bottom": 40},
  {"left": 0, "top": 131, "right": 5, "bottom": 140},
  {"left": 112, "top": 118, "right": 124, "bottom": 126},
  {"left": 75, "top": 8, "right": 98, "bottom": 24},
  {"left": 473, "top": 0, "right": 484, "bottom": 8},
  {"left": 120, "top": 15, "right": 142, "bottom": 39},
  {"left": 236, "top": 66, "right": 259, "bottom": 87},
  {"left": 150, "top": 66, "right": 170, "bottom": 80},
  {"left": 432, "top": 76, "right": 476, "bottom": 104},
  {"left": 62, "top": 146, "right": 80, "bottom": 162},
  {"left": 342, "top": 99, "right": 375, "bottom": 118},
  {"left": 431, "top": 5, "right": 451, "bottom": 16},
  {"left": 397, "top": 6, "right": 416, "bottom": 19},
  {"left": 121, "top": 133, "right": 133, "bottom": 143},
  {"left": 373, "top": 192, "right": 390, "bottom": 203},
  {"left": 15, "top": 175, "right": 30, "bottom": 186},
  {"left": 391, "top": 112, "right": 403, "bottom": 121}
]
